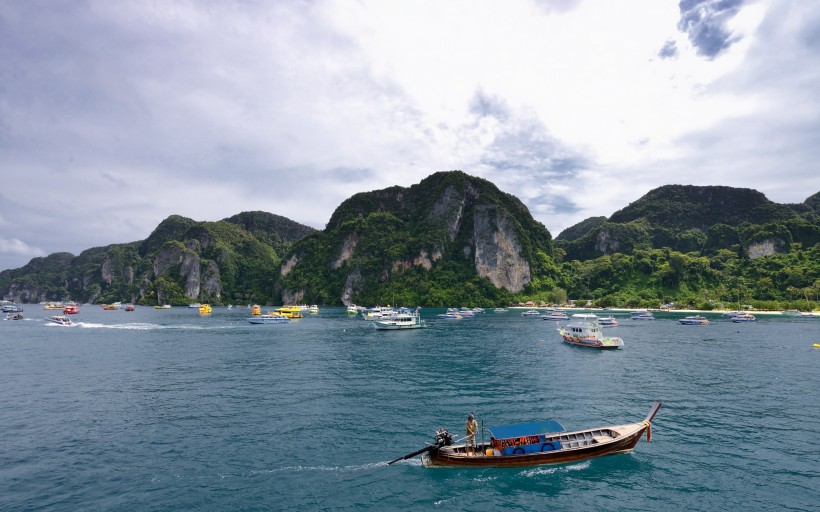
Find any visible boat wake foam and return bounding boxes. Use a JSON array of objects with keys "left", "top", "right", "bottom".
[{"left": 519, "top": 460, "right": 590, "bottom": 477}]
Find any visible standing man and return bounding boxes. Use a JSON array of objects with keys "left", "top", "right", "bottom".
[{"left": 465, "top": 414, "right": 478, "bottom": 456}]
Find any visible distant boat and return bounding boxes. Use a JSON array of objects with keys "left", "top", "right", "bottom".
[
  {"left": 188, "top": 303, "right": 201, "bottom": 308},
  {"left": 493, "top": 308, "right": 508, "bottom": 313},
  {"left": 521, "top": 310, "right": 541, "bottom": 317},
  {"left": 598, "top": 316, "right": 618, "bottom": 327},
  {"left": 63, "top": 304, "right": 80, "bottom": 314},
  {"left": 248, "top": 315, "right": 290, "bottom": 324},
  {"left": 6, "top": 312, "right": 24, "bottom": 320},
  {"left": 45, "top": 315, "right": 73, "bottom": 326},
  {"left": 541, "top": 311, "right": 569, "bottom": 320},
  {"left": 630, "top": 310, "right": 655, "bottom": 320},
  {"left": 732, "top": 313, "right": 756, "bottom": 323},
  {"left": 437, "top": 312, "right": 462, "bottom": 319},
  {"left": 346, "top": 304, "right": 359, "bottom": 315},
  {"left": 678, "top": 315, "right": 709, "bottom": 325},
  {"left": 1, "top": 304, "right": 23, "bottom": 313},
  {"left": 251, "top": 304, "right": 262, "bottom": 316},
  {"left": 125, "top": 304, "right": 136, "bottom": 312},
  {"left": 154, "top": 304, "right": 171, "bottom": 309},
  {"left": 781, "top": 310, "right": 801, "bottom": 316},
  {"left": 199, "top": 304, "right": 212, "bottom": 314},
  {"left": 309, "top": 305, "right": 319, "bottom": 314},
  {"left": 43, "top": 302, "right": 64, "bottom": 310}
]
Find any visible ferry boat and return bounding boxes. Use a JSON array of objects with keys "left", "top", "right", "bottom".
[
  {"left": 678, "top": 315, "right": 709, "bottom": 325},
  {"left": 390, "top": 402, "right": 661, "bottom": 468},
  {"left": 558, "top": 316, "right": 623, "bottom": 349},
  {"left": 374, "top": 309, "right": 426, "bottom": 330},
  {"left": 199, "top": 304, "right": 212, "bottom": 314},
  {"left": 272, "top": 306, "right": 303, "bottom": 319}
]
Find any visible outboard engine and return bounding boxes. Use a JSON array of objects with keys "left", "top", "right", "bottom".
[{"left": 434, "top": 428, "right": 453, "bottom": 446}]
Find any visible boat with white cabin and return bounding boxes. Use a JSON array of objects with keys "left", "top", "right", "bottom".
[{"left": 558, "top": 316, "right": 623, "bottom": 349}]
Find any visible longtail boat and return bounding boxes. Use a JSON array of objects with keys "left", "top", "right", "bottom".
[{"left": 389, "top": 402, "right": 661, "bottom": 468}]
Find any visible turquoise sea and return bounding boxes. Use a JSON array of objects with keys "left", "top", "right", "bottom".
[{"left": 1, "top": 306, "right": 818, "bottom": 511}]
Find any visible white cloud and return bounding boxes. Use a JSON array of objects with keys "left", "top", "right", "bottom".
[{"left": 0, "top": 0, "right": 818, "bottom": 270}]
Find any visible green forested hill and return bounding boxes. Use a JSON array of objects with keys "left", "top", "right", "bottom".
[
  {"left": 0, "top": 211, "right": 316, "bottom": 305},
  {"left": 2, "top": 179, "right": 818, "bottom": 311},
  {"left": 275, "top": 171, "right": 559, "bottom": 306}
]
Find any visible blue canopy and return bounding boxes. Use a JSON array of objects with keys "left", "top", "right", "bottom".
[{"left": 486, "top": 420, "right": 565, "bottom": 440}]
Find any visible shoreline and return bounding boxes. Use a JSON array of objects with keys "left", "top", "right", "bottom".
[{"left": 506, "top": 306, "right": 817, "bottom": 317}]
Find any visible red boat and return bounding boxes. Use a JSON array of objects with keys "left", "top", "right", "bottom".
[{"left": 63, "top": 304, "right": 80, "bottom": 314}]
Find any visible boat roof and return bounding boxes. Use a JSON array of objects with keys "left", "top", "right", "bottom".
[{"left": 486, "top": 420, "right": 565, "bottom": 440}]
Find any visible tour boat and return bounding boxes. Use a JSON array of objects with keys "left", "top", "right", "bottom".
[
  {"left": 389, "top": 402, "right": 661, "bottom": 468},
  {"left": 199, "top": 304, "right": 212, "bottom": 314},
  {"left": 678, "top": 315, "right": 709, "bottom": 325},
  {"left": 732, "top": 313, "right": 756, "bottom": 323},
  {"left": 558, "top": 316, "right": 623, "bottom": 349},
  {"left": 374, "top": 309, "right": 426, "bottom": 330},
  {"left": 251, "top": 304, "right": 262, "bottom": 316},
  {"left": 272, "top": 306, "right": 303, "bottom": 319}
]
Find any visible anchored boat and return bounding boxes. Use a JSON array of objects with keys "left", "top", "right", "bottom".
[
  {"left": 558, "top": 315, "right": 624, "bottom": 349},
  {"left": 390, "top": 402, "right": 661, "bottom": 468}
]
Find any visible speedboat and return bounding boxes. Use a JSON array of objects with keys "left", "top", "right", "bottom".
[
  {"left": 521, "top": 310, "right": 541, "bottom": 317},
  {"left": 541, "top": 311, "right": 569, "bottom": 320},
  {"left": 63, "top": 304, "right": 80, "bottom": 314},
  {"left": 45, "top": 315, "right": 73, "bottom": 326},
  {"left": 732, "top": 313, "right": 756, "bottom": 323},
  {"left": 346, "top": 304, "right": 359, "bottom": 315},
  {"left": 251, "top": 304, "right": 262, "bottom": 316},
  {"left": 598, "top": 316, "right": 618, "bottom": 327},
  {"left": 6, "top": 312, "right": 24, "bottom": 320},
  {"left": 678, "top": 315, "right": 709, "bottom": 325},
  {"left": 437, "top": 312, "right": 462, "bottom": 319},
  {"left": 493, "top": 308, "right": 508, "bottom": 313},
  {"left": 125, "top": 304, "right": 136, "bottom": 311},
  {"left": 558, "top": 316, "right": 623, "bottom": 349},
  {"left": 309, "top": 305, "right": 319, "bottom": 314},
  {"left": 1, "top": 304, "right": 23, "bottom": 313},
  {"left": 199, "top": 304, "right": 212, "bottom": 314},
  {"left": 248, "top": 314, "right": 290, "bottom": 324},
  {"left": 630, "top": 310, "right": 655, "bottom": 320}
]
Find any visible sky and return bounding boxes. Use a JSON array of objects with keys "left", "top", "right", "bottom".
[{"left": 1, "top": 0, "right": 819, "bottom": 271}]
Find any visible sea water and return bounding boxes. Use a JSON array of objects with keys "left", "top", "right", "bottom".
[{"left": 1, "top": 307, "right": 818, "bottom": 511}]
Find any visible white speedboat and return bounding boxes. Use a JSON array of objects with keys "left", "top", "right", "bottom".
[
  {"left": 598, "top": 316, "right": 618, "bottom": 327},
  {"left": 247, "top": 315, "right": 290, "bottom": 325},
  {"left": 541, "top": 311, "right": 569, "bottom": 320},
  {"left": 732, "top": 313, "right": 756, "bottom": 323},
  {"left": 678, "top": 315, "right": 709, "bottom": 325},
  {"left": 521, "top": 310, "right": 541, "bottom": 317},
  {"left": 45, "top": 315, "right": 73, "bottom": 326},
  {"left": 630, "top": 310, "right": 655, "bottom": 320}
]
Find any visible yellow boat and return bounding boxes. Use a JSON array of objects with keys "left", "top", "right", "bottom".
[
  {"left": 251, "top": 304, "right": 261, "bottom": 315},
  {"left": 813, "top": 343, "right": 820, "bottom": 349},
  {"left": 199, "top": 304, "right": 212, "bottom": 314},
  {"left": 273, "top": 306, "right": 303, "bottom": 319}
]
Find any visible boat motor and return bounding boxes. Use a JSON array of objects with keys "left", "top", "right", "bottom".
[{"left": 434, "top": 428, "right": 453, "bottom": 446}]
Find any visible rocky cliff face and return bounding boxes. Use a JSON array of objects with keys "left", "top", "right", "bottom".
[
  {"left": 473, "top": 205, "right": 531, "bottom": 292},
  {"left": 747, "top": 238, "right": 786, "bottom": 259}
]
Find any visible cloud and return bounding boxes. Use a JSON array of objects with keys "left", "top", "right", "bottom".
[
  {"left": 1, "top": 0, "right": 819, "bottom": 272},
  {"left": 677, "top": 0, "right": 745, "bottom": 58}
]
